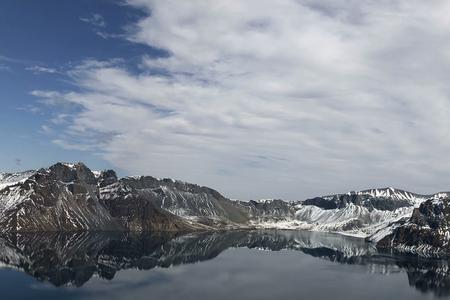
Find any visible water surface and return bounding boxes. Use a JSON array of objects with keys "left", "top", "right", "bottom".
[{"left": 0, "top": 230, "right": 447, "bottom": 299}]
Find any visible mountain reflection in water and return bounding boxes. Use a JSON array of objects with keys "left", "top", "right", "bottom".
[{"left": 0, "top": 230, "right": 449, "bottom": 297}]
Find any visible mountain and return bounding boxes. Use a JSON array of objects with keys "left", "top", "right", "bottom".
[
  {"left": 0, "top": 171, "right": 36, "bottom": 190},
  {"left": 376, "top": 195, "right": 450, "bottom": 256},
  {"left": 119, "top": 175, "right": 249, "bottom": 227},
  {"left": 2, "top": 162, "right": 450, "bottom": 257},
  {"left": 0, "top": 163, "right": 212, "bottom": 233},
  {"left": 236, "top": 199, "right": 296, "bottom": 219},
  {"left": 303, "top": 187, "right": 430, "bottom": 210},
  {"left": 289, "top": 187, "right": 436, "bottom": 237}
]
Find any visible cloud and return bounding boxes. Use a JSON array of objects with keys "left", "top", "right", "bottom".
[
  {"left": 79, "top": 13, "right": 124, "bottom": 40},
  {"left": 25, "top": 65, "right": 58, "bottom": 74},
  {"left": 80, "top": 13, "right": 106, "bottom": 27},
  {"left": 92, "top": 31, "right": 124, "bottom": 40},
  {"left": 40, "top": 124, "right": 54, "bottom": 134},
  {"left": 17, "top": 104, "right": 41, "bottom": 114},
  {"left": 0, "top": 54, "right": 20, "bottom": 63},
  {"left": 0, "top": 53, "right": 41, "bottom": 65},
  {"left": 32, "top": 0, "right": 450, "bottom": 200}
]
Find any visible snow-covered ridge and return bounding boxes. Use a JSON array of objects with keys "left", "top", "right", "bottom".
[
  {"left": 353, "top": 187, "right": 425, "bottom": 202},
  {"left": 61, "top": 162, "right": 76, "bottom": 168},
  {"left": 0, "top": 171, "right": 36, "bottom": 191},
  {"left": 323, "top": 187, "right": 450, "bottom": 204},
  {"left": 253, "top": 203, "right": 415, "bottom": 238},
  {"left": 253, "top": 199, "right": 281, "bottom": 204},
  {"left": 320, "top": 187, "right": 429, "bottom": 205},
  {"left": 2, "top": 161, "right": 450, "bottom": 256},
  {"left": 125, "top": 175, "right": 185, "bottom": 184},
  {"left": 253, "top": 188, "right": 450, "bottom": 241}
]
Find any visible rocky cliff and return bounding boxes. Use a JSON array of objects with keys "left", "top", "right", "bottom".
[
  {"left": 377, "top": 196, "right": 450, "bottom": 256},
  {"left": 2, "top": 161, "right": 450, "bottom": 258},
  {"left": 0, "top": 163, "right": 212, "bottom": 232}
]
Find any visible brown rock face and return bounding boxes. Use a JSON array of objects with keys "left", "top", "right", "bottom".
[{"left": 0, "top": 163, "right": 203, "bottom": 233}]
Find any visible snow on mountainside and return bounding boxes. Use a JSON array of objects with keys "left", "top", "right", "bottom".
[
  {"left": 0, "top": 163, "right": 207, "bottom": 233},
  {"left": 352, "top": 187, "right": 428, "bottom": 204},
  {"left": 376, "top": 195, "right": 450, "bottom": 257},
  {"left": 303, "top": 187, "right": 435, "bottom": 211},
  {"left": 119, "top": 175, "right": 250, "bottom": 227},
  {"left": 2, "top": 161, "right": 450, "bottom": 257},
  {"left": 252, "top": 187, "right": 450, "bottom": 241},
  {"left": 0, "top": 171, "right": 36, "bottom": 191}
]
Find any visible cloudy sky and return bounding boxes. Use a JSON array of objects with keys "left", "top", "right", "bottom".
[{"left": 1, "top": 0, "right": 450, "bottom": 200}]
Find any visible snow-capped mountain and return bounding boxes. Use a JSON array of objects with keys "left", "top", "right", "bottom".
[
  {"left": 242, "top": 187, "right": 450, "bottom": 255},
  {"left": 1, "top": 162, "right": 450, "bottom": 256},
  {"left": 376, "top": 195, "right": 450, "bottom": 257},
  {"left": 0, "top": 163, "right": 208, "bottom": 233},
  {"left": 0, "top": 171, "right": 36, "bottom": 191},
  {"left": 119, "top": 175, "right": 249, "bottom": 227},
  {"left": 303, "top": 187, "right": 432, "bottom": 210}
]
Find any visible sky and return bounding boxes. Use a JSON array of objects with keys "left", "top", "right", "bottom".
[{"left": 1, "top": 0, "right": 450, "bottom": 201}]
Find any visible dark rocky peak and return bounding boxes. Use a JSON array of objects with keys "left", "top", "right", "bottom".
[
  {"left": 237, "top": 199, "right": 295, "bottom": 218},
  {"left": 121, "top": 175, "right": 217, "bottom": 195},
  {"left": 47, "top": 162, "right": 97, "bottom": 185},
  {"left": 376, "top": 196, "right": 450, "bottom": 255},
  {"left": 302, "top": 196, "right": 340, "bottom": 209},
  {"left": 409, "top": 196, "right": 450, "bottom": 229},
  {"left": 98, "top": 169, "right": 118, "bottom": 188},
  {"left": 122, "top": 175, "right": 162, "bottom": 189}
]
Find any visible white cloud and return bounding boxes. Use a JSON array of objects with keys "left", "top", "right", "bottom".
[
  {"left": 17, "top": 104, "right": 41, "bottom": 114},
  {"left": 32, "top": 0, "right": 450, "bottom": 200},
  {"left": 26, "top": 65, "right": 58, "bottom": 74},
  {"left": 80, "top": 13, "right": 106, "bottom": 27}
]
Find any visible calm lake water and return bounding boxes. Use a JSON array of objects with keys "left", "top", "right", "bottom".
[{"left": 0, "top": 230, "right": 448, "bottom": 299}]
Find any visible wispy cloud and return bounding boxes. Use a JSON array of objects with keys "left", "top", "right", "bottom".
[
  {"left": 0, "top": 53, "right": 40, "bottom": 65},
  {"left": 17, "top": 104, "right": 41, "bottom": 114},
  {"left": 80, "top": 13, "right": 106, "bottom": 28},
  {"left": 31, "top": 0, "right": 450, "bottom": 199},
  {"left": 25, "top": 65, "right": 58, "bottom": 74},
  {"left": 0, "top": 54, "right": 20, "bottom": 63},
  {"left": 40, "top": 124, "right": 54, "bottom": 134},
  {"left": 80, "top": 13, "right": 113, "bottom": 39}
]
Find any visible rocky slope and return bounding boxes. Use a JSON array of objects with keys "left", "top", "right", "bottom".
[
  {"left": 119, "top": 175, "right": 249, "bottom": 227},
  {"left": 0, "top": 162, "right": 318, "bottom": 233},
  {"left": 376, "top": 196, "right": 450, "bottom": 256},
  {"left": 0, "top": 163, "right": 211, "bottom": 233},
  {"left": 1, "top": 162, "right": 450, "bottom": 257}
]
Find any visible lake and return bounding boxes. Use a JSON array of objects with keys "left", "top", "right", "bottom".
[{"left": 0, "top": 230, "right": 447, "bottom": 299}]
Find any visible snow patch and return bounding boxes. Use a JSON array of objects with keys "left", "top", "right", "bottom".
[{"left": 0, "top": 171, "right": 36, "bottom": 191}]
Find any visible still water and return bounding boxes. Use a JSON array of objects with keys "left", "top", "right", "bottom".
[{"left": 0, "top": 230, "right": 447, "bottom": 299}]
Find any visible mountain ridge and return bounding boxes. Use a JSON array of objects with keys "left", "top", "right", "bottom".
[{"left": 1, "top": 162, "right": 450, "bottom": 256}]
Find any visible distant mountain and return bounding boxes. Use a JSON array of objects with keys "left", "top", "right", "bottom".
[
  {"left": 1, "top": 162, "right": 450, "bottom": 256},
  {"left": 302, "top": 187, "right": 441, "bottom": 210}
]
